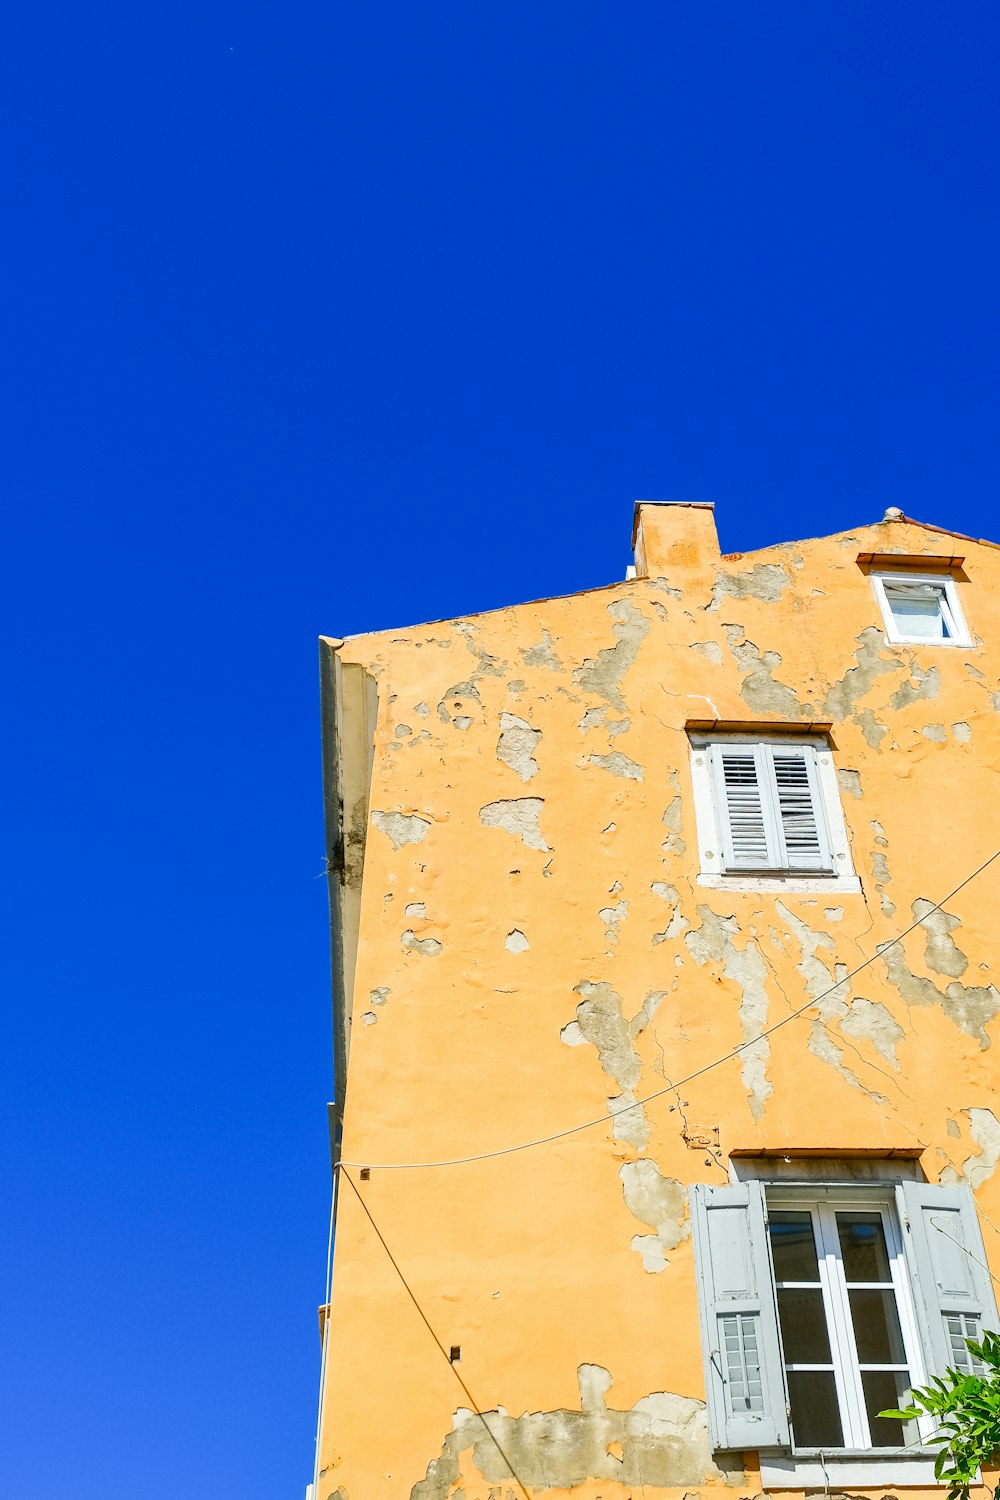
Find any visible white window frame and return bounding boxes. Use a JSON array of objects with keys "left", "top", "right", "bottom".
[
  {"left": 689, "top": 734, "right": 860, "bottom": 894},
  {"left": 766, "top": 1188, "right": 931, "bottom": 1455},
  {"left": 871, "top": 571, "right": 973, "bottom": 649}
]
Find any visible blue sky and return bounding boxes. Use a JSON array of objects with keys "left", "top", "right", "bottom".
[{"left": 2, "top": 4, "right": 998, "bottom": 1496}]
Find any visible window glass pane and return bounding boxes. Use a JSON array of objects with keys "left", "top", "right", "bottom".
[
  {"left": 787, "top": 1371, "right": 844, "bottom": 1448},
  {"left": 769, "top": 1211, "right": 821, "bottom": 1281},
  {"left": 885, "top": 584, "right": 948, "bottom": 639},
  {"left": 837, "top": 1211, "right": 891, "bottom": 1282},
  {"left": 861, "top": 1369, "right": 918, "bottom": 1448},
  {"left": 849, "top": 1289, "right": 907, "bottom": 1363},
  {"left": 777, "top": 1289, "right": 834, "bottom": 1363}
]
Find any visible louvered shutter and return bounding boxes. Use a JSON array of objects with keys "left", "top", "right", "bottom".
[
  {"left": 691, "top": 1181, "right": 790, "bottom": 1451},
  {"left": 768, "top": 746, "right": 830, "bottom": 872},
  {"left": 712, "top": 745, "right": 778, "bottom": 870},
  {"left": 896, "top": 1182, "right": 1000, "bottom": 1377}
]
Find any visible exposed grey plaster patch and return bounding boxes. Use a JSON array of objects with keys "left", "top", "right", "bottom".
[
  {"left": 871, "top": 853, "right": 895, "bottom": 915},
  {"left": 840, "top": 997, "right": 905, "bottom": 1069},
  {"left": 414, "top": 701, "right": 429, "bottom": 717},
  {"left": 825, "top": 907, "right": 845, "bottom": 922},
  {"left": 496, "top": 712, "right": 541, "bottom": 782},
  {"left": 405, "top": 903, "right": 426, "bottom": 918},
  {"left": 822, "top": 627, "right": 903, "bottom": 722},
  {"left": 774, "top": 901, "right": 845, "bottom": 1019},
  {"left": 837, "top": 769, "right": 863, "bottom": 800},
  {"left": 479, "top": 798, "right": 549, "bottom": 851},
  {"left": 454, "top": 621, "right": 506, "bottom": 676},
  {"left": 561, "top": 983, "right": 666, "bottom": 1148},
  {"left": 410, "top": 1368, "right": 741, "bottom": 1498},
  {"left": 454, "top": 716, "right": 473, "bottom": 730},
  {"left": 661, "top": 774, "right": 688, "bottom": 860},
  {"left": 958, "top": 1108, "right": 1000, "bottom": 1189},
  {"left": 685, "top": 909, "right": 771, "bottom": 1119},
  {"left": 723, "top": 624, "right": 813, "bottom": 720},
  {"left": 854, "top": 707, "right": 888, "bottom": 749},
  {"left": 871, "top": 820, "right": 888, "bottom": 846},
  {"left": 712, "top": 562, "right": 790, "bottom": 607},
  {"left": 807, "top": 1021, "right": 889, "bottom": 1105},
  {"left": 401, "top": 930, "right": 442, "bottom": 957},
  {"left": 599, "top": 900, "right": 629, "bottom": 927},
  {"left": 947, "top": 1117, "right": 962, "bottom": 1139},
  {"left": 371, "top": 810, "right": 432, "bottom": 849},
  {"left": 652, "top": 882, "right": 689, "bottom": 941},
  {"left": 579, "top": 707, "right": 606, "bottom": 732},
  {"left": 588, "top": 751, "right": 644, "bottom": 781},
  {"left": 966, "top": 663, "right": 986, "bottom": 680},
  {"left": 620, "top": 1160, "right": 690, "bottom": 1271},
  {"left": 506, "top": 679, "right": 525, "bottom": 693},
  {"left": 607, "top": 717, "right": 630, "bottom": 737},
  {"left": 953, "top": 721, "right": 972, "bottom": 743},
  {"left": 395, "top": 723, "right": 412, "bottom": 738},
  {"left": 921, "top": 723, "right": 947, "bottom": 743},
  {"left": 521, "top": 629, "right": 562, "bottom": 671},
  {"left": 361, "top": 1011, "right": 377, "bottom": 1026},
  {"left": 370, "top": 986, "right": 390, "bottom": 1006},
  {"left": 504, "top": 929, "right": 529, "bottom": 954},
  {"left": 913, "top": 898, "right": 968, "bottom": 978},
  {"left": 877, "top": 921, "right": 1000, "bottom": 1047},
  {"left": 691, "top": 640, "right": 723, "bottom": 665},
  {"left": 890, "top": 664, "right": 941, "bottom": 710},
  {"left": 573, "top": 598, "right": 650, "bottom": 711},
  {"left": 649, "top": 577, "right": 683, "bottom": 598}
]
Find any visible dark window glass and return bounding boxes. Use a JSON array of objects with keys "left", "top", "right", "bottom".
[
  {"left": 777, "top": 1289, "right": 834, "bottom": 1363},
  {"left": 849, "top": 1289, "right": 907, "bottom": 1364},
  {"left": 769, "top": 1211, "right": 821, "bottom": 1282},
  {"left": 787, "top": 1371, "right": 844, "bottom": 1448},
  {"left": 837, "top": 1211, "right": 891, "bottom": 1282},
  {"left": 861, "top": 1370, "right": 913, "bottom": 1447}
]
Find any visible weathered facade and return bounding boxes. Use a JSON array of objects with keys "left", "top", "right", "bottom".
[{"left": 314, "top": 502, "right": 1000, "bottom": 1500}]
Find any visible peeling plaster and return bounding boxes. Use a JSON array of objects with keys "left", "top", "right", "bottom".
[
  {"left": 840, "top": 997, "right": 905, "bottom": 1069},
  {"left": 573, "top": 599, "right": 650, "bottom": 711},
  {"left": 723, "top": 624, "right": 812, "bottom": 720},
  {"left": 479, "top": 798, "right": 550, "bottom": 852},
  {"left": 691, "top": 640, "right": 723, "bottom": 664},
  {"left": 561, "top": 983, "right": 666, "bottom": 1148},
  {"left": 402, "top": 930, "right": 443, "bottom": 957},
  {"left": 504, "top": 929, "right": 529, "bottom": 954},
  {"left": 620, "top": 1159, "right": 690, "bottom": 1271},
  {"left": 822, "top": 626, "right": 902, "bottom": 723},
  {"left": 957, "top": 1108, "right": 1000, "bottom": 1189},
  {"left": 890, "top": 664, "right": 941, "bottom": 710},
  {"left": 496, "top": 713, "right": 541, "bottom": 782},
  {"left": 684, "top": 909, "right": 772, "bottom": 1119},
  {"left": 914, "top": 899, "right": 968, "bottom": 979},
  {"left": 521, "top": 629, "right": 562, "bottom": 671},
  {"left": 953, "top": 721, "right": 972, "bottom": 743},
  {"left": 588, "top": 751, "right": 644, "bottom": 781},
  {"left": 712, "top": 562, "right": 790, "bottom": 607},
  {"left": 370, "top": 986, "right": 390, "bottom": 1007},
  {"left": 878, "top": 909, "right": 1000, "bottom": 1047},
  {"left": 409, "top": 1366, "right": 743, "bottom": 1499},
  {"left": 921, "top": 724, "right": 947, "bottom": 743},
  {"left": 837, "top": 769, "right": 862, "bottom": 799},
  {"left": 371, "top": 810, "right": 432, "bottom": 849},
  {"left": 807, "top": 1021, "right": 889, "bottom": 1106}
]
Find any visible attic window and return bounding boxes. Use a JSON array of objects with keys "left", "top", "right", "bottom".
[{"left": 872, "top": 572, "right": 972, "bottom": 648}]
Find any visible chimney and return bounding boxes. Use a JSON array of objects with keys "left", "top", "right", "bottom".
[{"left": 632, "top": 500, "right": 720, "bottom": 582}]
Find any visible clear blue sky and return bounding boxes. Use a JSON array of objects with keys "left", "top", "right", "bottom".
[{"left": 2, "top": 4, "right": 998, "bottom": 1496}]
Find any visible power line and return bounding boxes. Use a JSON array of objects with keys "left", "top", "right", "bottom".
[
  {"left": 338, "top": 1166, "right": 532, "bottom": 1500},
  {"left": 338, "top": 845, "right": 1000, "bottom": 1172}
]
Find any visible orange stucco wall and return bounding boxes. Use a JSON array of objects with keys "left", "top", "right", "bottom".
[{"left": 316, "top": 505, "right": 1000, "bottom": 1500}]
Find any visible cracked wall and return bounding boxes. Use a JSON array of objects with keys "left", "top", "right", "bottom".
[{"left": 319, "top": 507, "right": 1000, "bottom": 1500}]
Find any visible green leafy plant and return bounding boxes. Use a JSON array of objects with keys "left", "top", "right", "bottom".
[{"left": 881, "top": 1331, "right": 1000, "bottom": 1500}]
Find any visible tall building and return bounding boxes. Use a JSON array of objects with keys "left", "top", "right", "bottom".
[{"left": 314, "top": 502, "right": 1000, "bottom": 1500}]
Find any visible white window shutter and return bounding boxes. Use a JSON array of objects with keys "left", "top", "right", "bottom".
[
  {"left": 896, "top": 1182, "right": 1000, "bottom": 1377},
  {"left": 690, "top": 1181, "right": 790, "bottom": 1451},
  {"left": 766, "top": 746, "right": 831, "bottom": 872},
  {"left": 712, "top": 745, "right": 778, "bottom": 870}
]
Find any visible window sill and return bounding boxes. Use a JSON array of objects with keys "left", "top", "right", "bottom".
[
  {"left": 761, "top": 1454, "right": 939, "bottom": 1488},
  {"left": 696, "top": 872, "right": 862, "bottom": 895}
]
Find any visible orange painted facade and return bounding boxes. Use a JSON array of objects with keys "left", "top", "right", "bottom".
[{"left": 315, "top": 503, "right": 1000, "bottom": 1500}]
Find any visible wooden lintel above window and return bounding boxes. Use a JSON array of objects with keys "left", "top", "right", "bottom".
[
  {"left": 856, "top": 551, "right": 966, "bottom": 575},
  {"left": 685, "top": 718, "right": 833, "bottom": 737}
]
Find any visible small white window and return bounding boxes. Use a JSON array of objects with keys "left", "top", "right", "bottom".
[
  {"left": 689, "top": 735, "right": 859, "bottom": 892},
  {"left": 872, "top": 572, "right": 972, "bottom": 648}
]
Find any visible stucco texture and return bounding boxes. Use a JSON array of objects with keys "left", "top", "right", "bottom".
[{"left": 317, "top": 505, "right": 1000, "bottom": 1500}]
